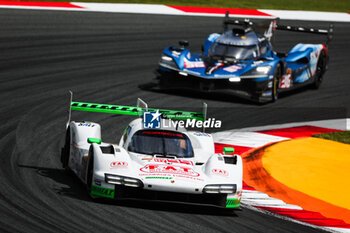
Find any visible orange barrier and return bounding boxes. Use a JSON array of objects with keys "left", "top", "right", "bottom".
[{"left": 242, "top": 141, "right": 350, "bottom": 225}]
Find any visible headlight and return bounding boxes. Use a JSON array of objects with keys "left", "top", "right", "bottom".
[
  {"left": 203, "top": 184, "right": 237, "bottom": 194},
  {"left": 161, "top": 55, "right": 172, "bottom": 61},
  {"left": 105, "top": 174, "right": 143, "bottom": 188},
  {"left": 159, "top": 54, "right": 177, "bottom": 68},
  {"left": 241, "top": 66, "right": 272, "bottom": 78}
]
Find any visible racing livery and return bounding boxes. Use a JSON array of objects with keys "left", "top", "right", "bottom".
[
  {"left": 156, "top": 12, "right": 333, "bottom": 103},
  {"left": 61, "top": 93, "right": 242, "bottom": 208}
]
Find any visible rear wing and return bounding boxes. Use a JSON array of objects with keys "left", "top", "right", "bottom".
[
  {"left": 66, "top": 92, "right": 207, "bottom": 129},
  {"left": 223, "top": 11, "right": 334, "bottom": 45},
  {"left": 276, "top": 23, "right": 334, "bottom": 45}
]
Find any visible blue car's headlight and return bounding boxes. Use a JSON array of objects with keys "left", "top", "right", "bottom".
[
  {"left": 159, "top": 54, "right": 177, "bottom": 68},
  {"left": 240, "top": 66, "right": 272, "bottom": 78},
  {"left": 161, "top": 55, "right": 173, "bottom": 61}
]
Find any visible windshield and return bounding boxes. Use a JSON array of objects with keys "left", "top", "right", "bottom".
[
  {"left": 209, "top": 43, "right": 259, "bottom": 60},
  {"left": 128, "top": 130, "right": 194, "bottom": 158}
]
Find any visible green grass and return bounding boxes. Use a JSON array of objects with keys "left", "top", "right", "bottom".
[
  {"left": 24, "top": 0, "right": 350, "bottom": 13},
  {"left": 313, "top": 131, "right": 350, "bottom": 145}
]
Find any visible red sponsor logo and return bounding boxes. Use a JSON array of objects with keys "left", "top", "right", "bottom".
[
  {"left": 153, "top": 158, "right": 193, "bottom": 166},
  {"left": 184, "top": 60, "right": 205, "bottom": 69},
  {"left": 223, "top": 65, "right": 241, "bottom": 73},
  {"left": 212, "top": 169, "right": 229, "bottom": 176},
  {"left": 110, "top": 161, "right": 128, "bottom": 168},
  {"left": 280, "top": 68, "right": 292, "bottom": 89},
  {"left": 140, "top": 164, "right": 199, "bottom": 177}
]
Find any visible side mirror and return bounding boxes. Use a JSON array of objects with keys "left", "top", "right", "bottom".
[
  {"left": 223, "top": 147, "right": 234, "bottom": 155},
  {"left": 88, "top": 137, "right": 101, "bottom": 144},
  {"left": 179, "top": 40, "right": 189, "bottom": 48}
]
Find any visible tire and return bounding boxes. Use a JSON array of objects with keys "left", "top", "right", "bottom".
[
  {"left": 312, "top": 50, "right": 326, "bottom": 89},
  {"left": 272, "top": 64, "right": 281, "bottom": 102},
  {"left": 86, "top": 147, "right": 94, "bottom": 194},
  {"left": 61, "top": 127, "right": 70, "bottom": 169}
]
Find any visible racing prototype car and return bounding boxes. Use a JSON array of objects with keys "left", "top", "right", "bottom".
[
  {"left": 61, "top": 93, "right": 242, "bottom": 208},
  {"left": 156, "top": 12, "right": 333, "bottom": 103}
]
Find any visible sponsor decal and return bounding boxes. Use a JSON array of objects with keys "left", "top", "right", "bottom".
[
  {"left": 78, "top": 123, "right": 95, "bottom": 127},
  {"left": 184, "top": 58, "right": 205, "bottom": 69},
  {"left": 280, "top": 68, "right": 292, "bottom": 89},
  {"left": 153, "top": 158, "right": 194, "bottom": 165},
  {"left": 110, "top": 161, "right": 128, "bottom": 168},
  {"left": 223, "top": 65, "right": 242, "bottom": 73},
  {"left": 90, "top": 185, "right": 114, "bottom": 198},
  {"left": 145, "top": 176, "right": 173, "bottom": 179},
  {"left": 140, "top": 164, "right": 200, "bottom": 177},
  {"left": 212, "top": 168, "right": 229, "bottom": 176},
  {"left": 143, "top": 110, "right": 161, "bottom": 129}
]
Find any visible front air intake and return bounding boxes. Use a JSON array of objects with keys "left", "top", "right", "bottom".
[
  {"left": 224, "top": 156, "right": 237, "bottom": 164},
  {"left": 100, "top": 145, "right": 114, "bottom": 154}
]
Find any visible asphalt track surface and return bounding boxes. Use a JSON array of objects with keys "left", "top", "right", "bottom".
[{"left": 1, "top": 8, "right": 349, "bottom": 233}]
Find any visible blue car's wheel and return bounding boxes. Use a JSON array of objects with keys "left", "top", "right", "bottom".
[
  {"left": 312, "top": 50, "right": 326, "bottom": 89},
  {"left": 272, "top": 64, "right": 281, "bottom": 102}
]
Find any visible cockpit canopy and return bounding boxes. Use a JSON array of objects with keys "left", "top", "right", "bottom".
[
  {"left": 209, "top": 43, "right": 260, "bottom": 61},
  {"left": 128, "top": 130, "right": 194, "bottom": 158},
  {"left": 208, "top": 29, "right": 267, "bottom": 61}
]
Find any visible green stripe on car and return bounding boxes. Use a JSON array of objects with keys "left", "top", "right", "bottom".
[
  {"left": 71, "top": 101, "right": 204, "bottom": 121},
  {"left": 90, "top": 185, "right": 115, "bottom": 198},
  {"left": 226, "top": 198, "right": 240, "bottom": 208}
]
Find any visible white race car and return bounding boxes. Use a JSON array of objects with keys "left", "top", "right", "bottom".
[{"left": 61, "top": 93, "right": 242, "bottom": 208}]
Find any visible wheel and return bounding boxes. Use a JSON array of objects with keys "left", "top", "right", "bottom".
[
  {"left": 86, "top": 149, "right": 118, "bottom": 200},
  {"left": 86, "top": 147, "right": 94, "bottom": 194},
  {"left": 272, "top": 64, "right": 281, "bottom": 102},
  {"left": 312, "top": 50, "right": 326, "bottom": 89},
  {"left": 61, "top": 127, "right": 70, "bottom": 169}
]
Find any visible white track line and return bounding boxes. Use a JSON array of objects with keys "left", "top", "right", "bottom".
[
  {"left": 0, "top": 2, "right": 349, "bottom": 22},
  {"left": 213, "top": 131, "right": 289, "bottom": 148},
  {"left": 260, "top": 9, "right": 350, "bottom": 22}
]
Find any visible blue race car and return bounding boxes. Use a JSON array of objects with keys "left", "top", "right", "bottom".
[{"left": 155, "top": 13, "right": 333, "bottom": 103}]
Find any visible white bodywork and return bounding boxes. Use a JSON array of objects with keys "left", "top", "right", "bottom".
[{"left": 66, "top": 118, "right": 243, "bottom": 208}]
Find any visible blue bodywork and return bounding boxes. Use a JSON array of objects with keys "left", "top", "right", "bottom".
[{"left": 156, "top": 20, "right": 328, "bottom": 103}]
